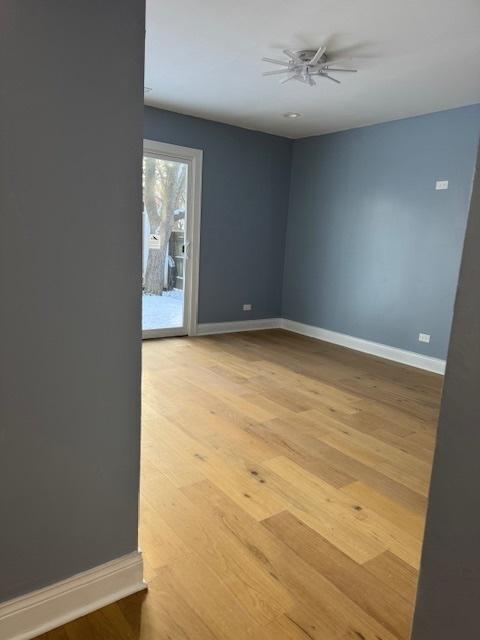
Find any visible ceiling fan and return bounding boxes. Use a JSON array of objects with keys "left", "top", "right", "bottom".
[{"left": 261, "top": 45, "right": 357, "bottom": 86}]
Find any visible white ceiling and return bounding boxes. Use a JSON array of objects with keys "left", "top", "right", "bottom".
[{"left": 144, "top": 0, "right": 480, "bottom": 138}]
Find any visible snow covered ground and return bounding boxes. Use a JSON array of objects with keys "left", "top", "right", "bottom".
[{"left": 142, "top": 289, "right": 183, "bottom": 330}]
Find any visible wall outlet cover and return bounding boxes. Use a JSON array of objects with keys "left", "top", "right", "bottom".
[
  {"left": 435, "top": 180, "right": 449, "bottom": 190},
  {"left": 243, "top": 304, "right": 252, "bottom": 311},
  {"left": 419, "top": 333, "right": 431, "bottom": 343}
]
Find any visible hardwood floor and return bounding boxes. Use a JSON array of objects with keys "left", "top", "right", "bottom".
[{"left": 36, "top": 329, "right": 442, "bottom": 640}]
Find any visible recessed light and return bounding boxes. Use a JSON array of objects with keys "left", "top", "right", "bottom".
[
  {"left": 144, "top": 86, "right": 152, "bottom": 93},
  {"left": 283, "top": 112, "right": 302, "bottom": 119}
]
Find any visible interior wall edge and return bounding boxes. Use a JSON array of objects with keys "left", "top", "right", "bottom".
[
  {"left": 0, "top": 0, "right": 145, "bottom": 603},
  {"left": 410, "top": 144, "right": 480, "bottom": 639}
]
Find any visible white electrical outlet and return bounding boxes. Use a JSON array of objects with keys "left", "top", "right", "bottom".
[
  {"left": 242, "top": 303, "right": 252, "bottom": 311},
  {"left": 435, "top": 180, "right": 449, "bottom": 190},
  {"left": 419, "top": 333, "right": 431, "bottom": 344}
]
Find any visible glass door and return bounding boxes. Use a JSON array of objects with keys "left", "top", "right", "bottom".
[
  {"left": 142, "top": 140, "right": 202, "bottom": 339},
  {"left": 142, "top": 153, "right": 188, "bottom": 336}
]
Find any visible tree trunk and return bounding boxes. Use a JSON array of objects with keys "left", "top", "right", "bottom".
[
  {"left": 144, "top": 248, "right": 165, "bottom": 295},
  {"left": 142, "top": 156, "right": 185, "bottom": 295},
  {"left": 144, "top": 215, "right": 175, "bottom": 295},
  {"left": 143, "top": 157, "right": 163, "bottom": 295}
]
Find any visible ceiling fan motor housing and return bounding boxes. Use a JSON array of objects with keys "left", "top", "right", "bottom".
[{"left": 296, "top": 49, "right": 328, "bottom": 65}]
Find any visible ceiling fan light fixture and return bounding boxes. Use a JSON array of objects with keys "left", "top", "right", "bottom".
[
  {"left": 284, "top": 112, "right": 302, "bottom": 119},
  {"left": 262, "top": 45, "right": 357, "bottom": 87}
]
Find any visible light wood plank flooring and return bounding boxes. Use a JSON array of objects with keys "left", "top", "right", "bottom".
[{"left": 36, "top": 329, "right": 442, "bottom": 640}]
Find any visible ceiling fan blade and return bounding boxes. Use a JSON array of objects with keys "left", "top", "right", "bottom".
[
  {"left": 323, "top": 67, "right": 357, "bottom": 73},
  {"left": 321, "top": 73, "right": 341, "bottom": 84},
  {"left": 283, "top": 49, "right": 302, "bottom": 62},
  {"left": 262, "top": 68, "right": 292, "bottom": 76},
  {"left": 310, "top": 45, "right": 326, "bottom": 65},
  {"left": 280, "top": 74, "right": 298, "bottom": 84},
  {"left": 261, "top": 57, "right": 290, "bottom": 67}
]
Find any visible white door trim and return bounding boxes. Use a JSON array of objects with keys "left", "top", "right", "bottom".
[{"left": 142, "top": 139, "right": 203, "bottom": 339}]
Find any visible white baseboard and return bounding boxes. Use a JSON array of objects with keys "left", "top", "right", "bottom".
[
  {"left": 280, "top": 318, "right": 446, "bottom": 375},
  {"left": 195, "top": 316, "right": 445, "bottom": 374},
  {"left": 197, "top": 318, "right": 282, "bottom": 335},
  {"left": 0, "top": 551, "right": 145, "bottom": 640}
]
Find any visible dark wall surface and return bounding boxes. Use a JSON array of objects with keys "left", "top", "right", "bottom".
[
  {"left": 144, "top": 107, "right": 292, "bottom": 323},
  {"left": 0, "top": 0, "right": 145, "bottom": 601},
  {"left": 411, "top": 147, "right": 480, "bottom": 638},
  {"left": 282, "top": 105, "right": 480, "bottom": 359}
]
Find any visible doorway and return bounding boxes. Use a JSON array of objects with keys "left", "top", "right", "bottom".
[{"left": 142, "top": 140, "right": 202, "bottom": 338}]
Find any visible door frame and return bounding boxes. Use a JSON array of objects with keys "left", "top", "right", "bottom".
[{"left": 142, "top": 139, "right": 203, "bottom": 339}]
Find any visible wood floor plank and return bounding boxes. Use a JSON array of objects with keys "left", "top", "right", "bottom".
[
  {"left": 261, "top": 456, "right": 387, "bottom": 563},
  {"left": 33, "top": 330, "right": 442, "bottom": 640},
  {"left": 263, "top": 511, "right": 413, "bottom": 639},
  {"left": 245, "top": 419, "right": 354, "bottom": 488},
  {"left": 161, "top": 554, "right": 268, "bottom": 640},
  {"left": 262, "top": 615, "right": 316, "bottom": 640},
  {"left": 320, "top": 424, "right": 432, "bottom": 496},
  {"left": 166, "top": 402, "right": 279, "bottom": 463},
  {"left": 138, "top": 501, "right": 190, "bottom": 579},
  {"left": 142, "top": 470, "right": 293, "bottom": 625},
  {"left": 364, "top": 551, "right": 419, "bottom": 603},
  {"left": 299, "top": 439, "right": 429, "bottom": 515},
  {"left": 182, "top": 481, "right": 397, "bottom": 640},
  {"left": 63, "top": 603, "right": 135, "bottom": 640},
  {"left": 120, "top": 573, "right": 218, "bottom": 640},
  {"left": 264, "top": 455, "right": 422, "bottom": 568},
  {"left": 343, "top": 480, "right": 425, "bottom": 540}
]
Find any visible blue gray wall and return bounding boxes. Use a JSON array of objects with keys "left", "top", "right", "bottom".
[
  {"left": 0, "top": 0, "right": 145, "bottom": 601},
  {"left": 282, "top": 105, "right": 480, "bottom": 359},
  {"left": 411, "top": 146, "right": 480, "bottom": 639},
  {"left": 144, "top": 107, "right": 292, "bottom": 323}
]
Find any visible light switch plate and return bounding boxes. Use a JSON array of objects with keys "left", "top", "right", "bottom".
[
  {"left": 435, "top": 180, "right": 449, "bottom": 190},
  {"left": 419, "top": 333, "right": 431, "bottom": 343},
  {"left": 243, "top": 304, "right": 252, "bottom": 311}
]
